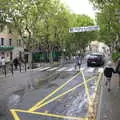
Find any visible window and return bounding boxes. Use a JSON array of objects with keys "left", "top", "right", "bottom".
[
  {"left": 18, "top": 39, "right": 21, "bottom": 46},
  {"left": 9, "top": 39, "right": 12, "bottom": 46},
  {"left": 1, "top": 38, "right": 4, "bottom": 45},
  {"left": 1, "top": 52, "right": 4, "bottom": 55}
]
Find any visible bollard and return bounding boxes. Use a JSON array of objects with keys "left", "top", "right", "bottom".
[
  {"left": 11, "top": 63, "right": 14, "bottom": 75},
  {"left": 4, "top": 65, "right": 6, "bottom": 77},
  {"left": 19, "top": 63, "right": 21, "bottom": 72},
  {"left": 25, "top": 62, "right": 27, "bottom": 72}
]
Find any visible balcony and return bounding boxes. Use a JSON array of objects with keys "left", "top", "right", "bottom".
[{"left": 0, "top": 46, "right": 14, "bottom": 51}]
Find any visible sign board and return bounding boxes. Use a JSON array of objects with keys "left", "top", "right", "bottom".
[{"left": 69, "top": 25, "right": 100, "bottom": 33}]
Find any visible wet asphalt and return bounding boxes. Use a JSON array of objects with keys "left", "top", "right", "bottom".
[{"left": 1, "top": 63, "right": 102, "bottom": 120}]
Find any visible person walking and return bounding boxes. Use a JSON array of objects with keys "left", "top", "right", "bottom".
[
  {"left": 1, "top": 57, "right": 6, "bottom": 74},
  {"left": 116, "top": 58, "right": 120, "bottom": 87},
  {"left": 104, "top": 61, "right": 115, "bottom": 92},
  {"left": 13, "top": 58, "right": 19, "bottom": 70},
  {"left": 1, "top": 57, "right": 5, "bottom": 66},
  {"left": 75, "top": 55, "right": 81, "bottom": 71}
]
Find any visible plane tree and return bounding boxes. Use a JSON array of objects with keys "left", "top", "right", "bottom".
[
  {"left": 0, "top": 0, "right": 98, "bottom": 61},
  {"left": 89, "top": 0, "right": 120, "bottom": 52},
  {"left": 65, "top": 14, "right": 98, "bottom": 56}
]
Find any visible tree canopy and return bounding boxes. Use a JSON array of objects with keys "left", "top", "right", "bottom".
[
  {"left": 89, "top": 0, "right": 120, "bottom": 51},
  {"left": 65, "top": 14, "right": 97, "bottom": 55},
  {"left": 0, "top": 0, "right": 97, "bottom": 56}
]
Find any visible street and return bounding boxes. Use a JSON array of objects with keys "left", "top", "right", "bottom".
[
  {"left": 0, "top": 0, "right": 119, "bottom": 119},
  {"left": 8, "top": 63, "right": 103, "bottom": 120}
]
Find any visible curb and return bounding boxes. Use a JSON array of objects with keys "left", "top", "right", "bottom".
[
  {"left": 96, "top": 75, "right": 104, "bottom": 120},
  {"left": 38, "top": 72, "right": 60, "bottom": 87}
]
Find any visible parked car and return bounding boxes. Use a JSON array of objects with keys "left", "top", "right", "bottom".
[{"left": 87, "top": 53, "right": 105, "bottom": 67}]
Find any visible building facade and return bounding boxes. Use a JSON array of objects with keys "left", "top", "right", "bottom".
[
  {"left": 0, "top": 26, "right": 24, "bottom": 62},
  {"left": 86, "top": 41, "right": 110, "bottom": 56}
]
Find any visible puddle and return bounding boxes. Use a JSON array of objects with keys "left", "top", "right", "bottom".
[
  {"left": 8, "top": 88, "right": 25, "bottom": 108},
  {"left": 8, "top": 94, "right": 21, "bottom": 107},
  {"left": 66, "top": 90, "right": 88, "bottom": 119},
  {"left": 47, "top": 83, "right": 59, "bottom": 88},
  {"left": 59, "top": 72, "right": 71, "bottom": 79},
  {"left": 38, "top": 73, "right": 60, "bottom": 88}
]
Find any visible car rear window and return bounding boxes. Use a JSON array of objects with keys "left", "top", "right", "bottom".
[{"left": 89, "top": 54, "right": 102, "bottom": 58}]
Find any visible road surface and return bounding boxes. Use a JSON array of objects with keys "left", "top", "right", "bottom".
[{"left": 3, "top": 63, "right": 103, "bottom": 120}]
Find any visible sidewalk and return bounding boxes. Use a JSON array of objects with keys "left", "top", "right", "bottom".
[
  {"left": 97, "top": 74, "right": 120, "bottom": 120},
  {"left": 0, "top": 62, "right": 62, "bottom": 118},
  {"left": 0, "top": 62, "right": 60, "bottom": 76},
  {"left": 0, "top": 62, "right": 61, "bottom": 97}
]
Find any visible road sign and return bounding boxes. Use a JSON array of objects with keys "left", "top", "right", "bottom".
[{"left": 69, "top": 25, "right": 100, "bottom": 33}]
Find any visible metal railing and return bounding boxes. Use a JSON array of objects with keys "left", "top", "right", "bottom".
[{"left": 0, "top": 62, "right": 27, "bottom": 77}]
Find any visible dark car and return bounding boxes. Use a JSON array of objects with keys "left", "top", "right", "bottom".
[{"left": 87, "top": 53, "right": 105, "bottom": 67}]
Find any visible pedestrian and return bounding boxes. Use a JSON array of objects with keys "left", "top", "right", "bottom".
[
  {"left": 104, "top": 61, "right": 115, "bottom": 92},
  {"left": 0, "top": 56, "right": 2, "bottom": 66},
  {"left": 116, "top": 58, "right": 120, "bottom": 87},
  {"left": 75, "top": 55, "right": 81, "bottom": 71},
  {"left": 1, "top": 57, "right": 6, "bottom": 74},
  {"left": 13, "top": 58, "right": 19, "bottom": 69},
  {"left": 1, "top": 57, "right": 5, "bottom": 66}
]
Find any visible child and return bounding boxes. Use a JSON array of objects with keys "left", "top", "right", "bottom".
[{"left": 104, "top": 61, "right": 115, "bottom": 92}]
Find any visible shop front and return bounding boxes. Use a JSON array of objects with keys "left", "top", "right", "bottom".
[{"left": 0, "top": 46, "right": 14, "bottom": 62}]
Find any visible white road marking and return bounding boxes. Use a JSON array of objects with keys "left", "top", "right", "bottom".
[
  {"left": 66, "top": 67, "right": 74, "bottom": 71},
  {"left": 28, "top": 65, "right": 87, "bottom": 72},
  {"left": 39, "top": 67, "right": 51, "bottom": 71},
  {"left": 80, "top": 67, "right": 86, "bottom": 71},
  {"left": 87, "top": 68, "right": 95, "bottom": 73},
  {"left": 47, "top": 67, "right": 59, "bottom": 71},
  {"left": 57, "top": 67, "right": 67, "bottom": 72},
  {"left": 98, "top": 68, "right": 104, "bottom": 73},
  {"left": 66, "top": 66, "right": 86, "bottom": 71},
  {"left": 28, "top": 67, "right": 44, "bottom": 72}
]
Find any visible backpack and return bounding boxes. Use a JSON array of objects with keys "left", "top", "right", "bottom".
[{"left": 104, "top": 67, "right": 110, "bottom": 77}]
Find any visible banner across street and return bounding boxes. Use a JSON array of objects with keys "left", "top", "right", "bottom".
[{"left": 69, "top": 25, "right": 100, "bottom": 33}]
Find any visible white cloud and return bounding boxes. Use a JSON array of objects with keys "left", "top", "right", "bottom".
[{"left": 62, "top": 0, "right": 96, "bottom": 19}]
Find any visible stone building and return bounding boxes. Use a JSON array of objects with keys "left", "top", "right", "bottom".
[
  {"left": 0, "top": 26, "right": 24, "bottom": 62},
  {"left": 86, "top": 41, "right": 110, "bottom": 56}
]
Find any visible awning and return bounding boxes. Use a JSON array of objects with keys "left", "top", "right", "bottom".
[{"left": 0, "top": 46, "right": 14, "bottom": 51}]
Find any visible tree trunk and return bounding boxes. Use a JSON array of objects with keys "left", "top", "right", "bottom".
[{"left": 49, "top": 47, "right": 53, "bottom": 64}]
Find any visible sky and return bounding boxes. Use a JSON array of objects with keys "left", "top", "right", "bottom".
[{"left": 62, "top": 0, "right": 96, "bottom": 19}]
